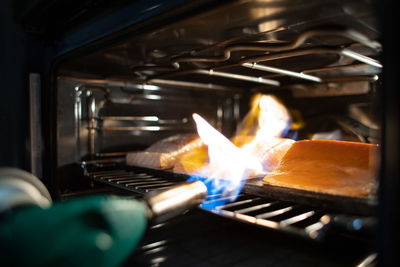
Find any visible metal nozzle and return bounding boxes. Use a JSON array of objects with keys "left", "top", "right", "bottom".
[{"left": 145, "top": 181, "right": 208, "bottom": 223}]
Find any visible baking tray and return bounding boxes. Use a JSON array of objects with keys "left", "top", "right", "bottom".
[{"left": 243, "top": 179, "right": 377, "bottom": 216}]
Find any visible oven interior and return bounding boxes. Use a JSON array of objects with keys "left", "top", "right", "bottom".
[{"left": 52, "top": 0, "right": 381, "bottom": 265}]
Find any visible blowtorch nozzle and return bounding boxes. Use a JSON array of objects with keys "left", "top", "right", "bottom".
[{"left": 145, "top": 180, "right": 208, "bottom": 223}]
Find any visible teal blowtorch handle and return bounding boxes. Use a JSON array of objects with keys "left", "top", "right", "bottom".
[{"left": 0, "top": 195, "right": 148, "bottom": 267}]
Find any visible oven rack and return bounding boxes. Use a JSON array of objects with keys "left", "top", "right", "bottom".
[{"left": 83, "top": 164, "right": 375, "bottom": 242}]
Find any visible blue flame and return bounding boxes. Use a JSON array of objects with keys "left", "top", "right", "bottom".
[{"left": 187, "top": 175, "right": 244, "bottom": 210}]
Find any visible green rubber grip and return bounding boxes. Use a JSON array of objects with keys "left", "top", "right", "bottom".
[{"left": 0, "top": 195, "right": 148, "bottom": 266}]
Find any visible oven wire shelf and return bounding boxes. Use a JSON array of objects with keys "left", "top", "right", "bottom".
[{"left": 83, "top": 164, "right": 376, "bottom": 242}]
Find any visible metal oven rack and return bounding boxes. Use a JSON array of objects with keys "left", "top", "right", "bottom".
[{"left": 82, "top": 162, "right": 375, "bottom": 242}]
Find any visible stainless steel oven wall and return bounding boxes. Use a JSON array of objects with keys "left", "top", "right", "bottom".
[{"left": 57, "top": 77, "right": 244, "bottom": 167}]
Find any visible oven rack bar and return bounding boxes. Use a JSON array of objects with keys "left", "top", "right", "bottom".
[{"left": 82, "top": 166, "right": 373, "bottom": 241}]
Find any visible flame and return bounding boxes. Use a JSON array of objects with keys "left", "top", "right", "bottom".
[
  {"left": 238, "top": 94, "right": 294, "bottom": 172},
  {"left": 235, "top": 94, "right": 291, "bottom": 140},
  {"left": 193, "top": 113, "right": 263, "bottom": 178},
  {"left": 188, "top": 94, "right": 293, "bottom": 209}
]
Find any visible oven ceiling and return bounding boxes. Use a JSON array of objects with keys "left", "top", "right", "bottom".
[
  {"left": 15, "top": 0, "right": 380, "bottom": 93},
  {"left": 54, "top": 0, "right": 381, "bottom": 93}
]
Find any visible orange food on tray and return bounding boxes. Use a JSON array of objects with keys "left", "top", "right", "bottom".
[
  {"left": 262, "top": 140, "right": 379, "bottom": 197},
  {"left": 126, "top": 134, "right": 204, "bottom": 169},
  {"left": 173, "top": 145, "right": 208, "bottom": 174}
]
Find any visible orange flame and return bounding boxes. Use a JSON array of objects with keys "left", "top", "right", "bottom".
[
  {"left": 189, "top": 94, "right": 294, "bottom": 203},
  {"left": 193, "top": 114, "right": 263, "bottom": 180},
  {"left": 191, "top": 94, "right": 293, "bottom": 180}
]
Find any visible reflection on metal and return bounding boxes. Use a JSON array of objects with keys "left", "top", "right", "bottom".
[
  {"left": 240, "top": 47, "right": 381, "bottom": 69},
  {"left": 215, "top": 197, "right": 260, "bottom": 210},
  {"left": 72, "top": 85, "right": 110, "bottom": 160},
  {"left": 142, "top": 94, "right": 162, "bottom": 100},
  {"left": 233, "top": 94, "right": 241, "bottom": 127},
  {"left": 99, "top": 116, "right": 188, "bottom": 125},
  {"left": 87, "top": 90, "right": 96, "bottom": 156},
  {"left": 98, "top": 114, "right": 190, "bottom": 132},
  {"left": 148, "top": 78, "right": 239, "bottom": 92},
  {"left": 97, "top": 126, "right": 177, "bottom": 131},
  {"left": 341, "top": 49, "right": 382, "bottom": 68},
  {"left": 29, "top": 73, "right": 43, "bottom": 178},
  {"left": 80, "top": 158, "right": 125, "bottom": 167},
  {"left": 95, "top": 152, "right": 127, "bottom": 158},
  {"left": 60, "top": 76, "right": 240, "bottom": 93},
  {"left": 217, "top": 102, "right": 223, "bottom": 131},
  {"left": 234, "top": 201, "right": 277, "bottom": 214},
  {"left": 256, "top": 206, "right": 294, "bottom": 219},
  {"left": 140, "top": 240, "right": 167, "bottom": 251},
  {"left": 146, "top": 180, "right": 208, "bottom": 223},
  {"left": 356, "top": 253, "right": 377, "bottom": 267},
  {"left": 235, "top": 212, "right": 257, "bottom": 224},
  {"left": 193, "top": 69, "right": 280, "bottom": 86},
  {"left": 100, "top": 116, "right": 159, "bottom": 121},
  {"left": 305, "top": 222, "right": 326, "bottom": 239},
  {"left": 279, "top": 211, "right": 315, "bottom": 227},
  {"left": 242, "top": 62, "right": 322, "bottom": 82},
  {"left": 59, "top": 76, "right": 161, "bottom": 91},
  {"left": 74, "top": 87, "right": 83, "bottom": 158}
]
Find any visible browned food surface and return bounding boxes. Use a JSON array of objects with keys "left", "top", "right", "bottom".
[
  {"left": 144, "top": 134, "right": 200, "bottom": 153},
  {"left": 126, "top": 134, "right": 203, "bottom": 169},
  {"left": 173, "top": 145, "right": 208, "bottom": 174},
  {"left": 262, "top": 140, "right": 379, "bottom": 197}
]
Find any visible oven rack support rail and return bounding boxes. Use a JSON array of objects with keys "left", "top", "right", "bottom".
[{"left": 82, "top": 165, "right": 376, "bottom": 242}]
